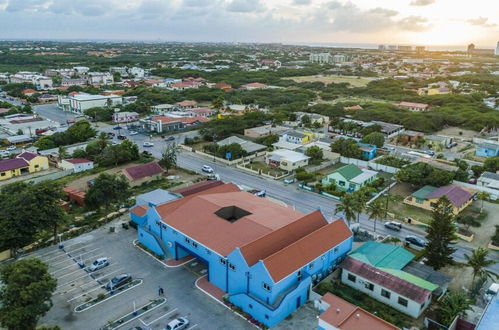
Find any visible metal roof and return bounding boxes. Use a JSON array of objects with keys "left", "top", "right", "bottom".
[
  {"left": 349, "top": 241, "right": 414, "bottom": 270},
  {"left": 411, "top": 185, "right": 438, "bottom": 200}
]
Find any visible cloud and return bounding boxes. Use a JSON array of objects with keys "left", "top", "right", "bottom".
[
  {"left": 183, "top": 0, "right": 211, "bottom": 7},
  {"left": 6, "top": 0, "right": 47, "bottom": 12},
  {"left": 410, "top": 0, "right": 435, "bottom": 6},
  {"left": 226, "top": 0, "right": 265, "bottom": 13},
  {"left": 397, "top": 16, "right": 431, "bottom": 32},
  {"left": 466, "top": 16, "right": 497, "bottom": 27},
  {"left": 292, "top": 0, "right": 311, "bottom": 5}
]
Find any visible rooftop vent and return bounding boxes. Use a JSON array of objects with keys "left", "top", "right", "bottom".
[{"left": 215, "top": 205, "right": 252, "bottom": 223}]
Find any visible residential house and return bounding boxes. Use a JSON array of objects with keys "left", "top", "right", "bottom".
[
  {"left": 189, "top": 107, "right": 215, "bottom": 118},
  {"left": 130, "top": 67, "right": 145, "bottom": 78},
  {"left": 280, "top": 130, "right": 314, "bottom": 145},
  {"left": 133, "top": 182, "right": 353, "bottom": 328},
  {"left": 0, "top": 152, "right": 49, "bottom": 181},
  {"left": 122, "top": 162, "right": 163, "bottom": 182},
  {"left": 244, "top": 125, "right": 289, "bottom": 138},
  {"left": 297, "top": 141, "right": 340, "bottom": 161},
  {"left": 61, "top": 78, "right": 87, "bottom": 87},
  {"left": 295, "top": 112, "right": 330, "bottom": 126},
  {"left": 317, "top": 293, "right": 399, "bottom": 330},
  {"left": 216, "top": 136, "right": 266, "bottom": 157},
  {"left": 478, "top": 171, "right": 499, "bottom": 190},
  {"left": 240, "top": 82, "right": 268, "bottom": 90},
  {"left": 341, "top": 241, "right": 451, "bottom": 318},
  {"left": 397, "top": 130, "right": 425, "bottom": 144},
  {"left": 428, "top": 87, "right": 451, "bottom": 95},
  {"left": 359, "top": 143, "right": 377, "bottom": 160},
  {"left": 151, "top": 104, "right": 175, "bottom": 114},
  {"left": 265, "top": 149, "right": 310, "bottom": 171},
  {"left": 404, "top": 185, "right": 474, "bottom": 215},
  {"left": 22, "top": 89, "right": 36, "bottom": 96},
  {"left": 87, "top": 72, "right": 114, "bottom": 85},
  {"left": 397, "top": 102, "right": 431, "bottom": 112},
  {"left": 476, "top": 293, "right": 499, "bottom": 330},
  {"left": 343, "top": 105, "right": 363, "bottom": 111},
  {"left": 143, "top": 115, "right": 208, "bottom": 133},
  {"left": 37, "top": 94, "right": 58, "bottom": 103},
  {"left": 476, "top": 142, "right": 499, "bottom": 157},
  {"left": 371, "top": 121, "right": 405, "bottom": 138},
  {"left": 175, "top": 100, "right": 198, "bottom": 109},
  {"left": 112, "top": 111, "right": 139, "bottom": 123},
  {"left": 60, "top": 158, "right": 94, "bottom": 173},
  {"left": 259, "top": 59, "right": 282, "bottom": 68},
  {"left": 321, "top": 164, "right": 378, "bottom": 192},
  {"left": 63, "top": 186, "right": 86, "bottom": 206}
]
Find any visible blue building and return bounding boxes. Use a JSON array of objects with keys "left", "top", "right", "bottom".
[
  {"left": 476, "top": 142, "right": 499, "bottom": 157},
  {"left": 358, "top": 143, "right": 377, "bottom": 160},
  {"left": 131, "top": 182, "right": 353, "bottom": 328}
]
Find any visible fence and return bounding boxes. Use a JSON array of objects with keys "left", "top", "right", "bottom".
[
  {"left": 306, "top": 159, "right": 338, "bottom": 173},
  {"left": 181, "top": 145, "right": 267, "bottom": 166},
  {"left": 25, "top": 169, "right": 73, "bottom": 184},
  {"left": 339, "top": 156, "right": 399, "bottom": 174}
]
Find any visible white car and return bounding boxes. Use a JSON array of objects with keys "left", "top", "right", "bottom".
[
  {"left": 6, "top": 146, "right": 16, "bottom": 151},
  {"left": 165, "top": 317, "right": 189, "bottom": 330},
  {"left": 129, "top": 131, "right": 138, "bottom": 136},
  {"left": 143, "top": 142, "right": 154, "bottom": 147},
  {"left": 87, "top": 257, "right": 109, "bottom": 272},
  {"left": 201, "top": 165, "right": 214, "bottom": 173},
  {"left": 0, "top": 150, "right": 10, "bottom": 158}
]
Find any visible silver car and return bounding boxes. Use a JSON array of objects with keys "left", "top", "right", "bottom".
[
  {"left": 87, "top": 257, "right": 109, "bottom": 272},
  {"left": 165, "top": 317, "right": 189, "bottom": 330}
]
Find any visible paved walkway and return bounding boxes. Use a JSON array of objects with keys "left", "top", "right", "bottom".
[
  {"left": 164, "top": 256, "right": 193, "bottom": 267},
  {"left": 195, "top": 275, "right": 225, "bottom": 302}
]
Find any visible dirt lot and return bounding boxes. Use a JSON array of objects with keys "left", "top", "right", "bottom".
[
  {"left": 468, "top": 201, "right": 499, "bottom": 247},
  {"left": 282, "top": 75, "right": 375, "bottom": 87},
  {"left": 440, "top": 265, "right": 475, "bottom": 292},
  {"left": 436, "top": 127, "right": 478, "bottom": 140}
]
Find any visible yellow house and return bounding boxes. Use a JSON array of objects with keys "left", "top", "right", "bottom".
[
  {"left": 428, "top": 87, "right": 451, "bottom": 95},
  {"left": 282, "top": 130, "right": 314, "bottom": 145},
  {"left": 0, "top": 152, "right": 49, "bottom": 181},
  {"left": 403, "top": 185, "right": 474, "bottom": 215}
]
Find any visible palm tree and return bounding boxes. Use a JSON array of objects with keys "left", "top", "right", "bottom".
[
  {"left": 352, "top": 187, "right": 374, "bottom": 222},
  {"left": 436, "top": 292, "right": 471, "bottom": 326},
  {"left": 367, "top": 199, "right": 385, "bottom": 233},
  {"left": 476, "top": 191, "right": 490, "bottom": 214},
  {"left": 464, "top": 247, "right": 497, "bottom": 285},
  {"left": 335, "top": 194, "right": 356, "bottom": 226},
  {"left": 382, "top": 193, "right": 398, "bottom": 221}
]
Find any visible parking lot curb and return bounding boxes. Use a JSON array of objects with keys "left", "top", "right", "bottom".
[
  {"left": 100, "top": 297, "right": 167, "bottom": 330},
  {"left": 132, "top": 239, "right": 170, "bottom": 269}
]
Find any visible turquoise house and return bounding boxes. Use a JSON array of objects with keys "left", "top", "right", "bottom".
[{"left": 321, "top": 164, "right": 378, "bottom": 192}]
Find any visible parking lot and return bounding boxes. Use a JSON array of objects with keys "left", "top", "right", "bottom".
[{"left": 30, "top": 218, "right": 252, "bottom": 330}]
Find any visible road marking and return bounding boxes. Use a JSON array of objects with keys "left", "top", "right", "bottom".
[
  {"left": 55, "top": 267, "right": 86, "bottom": 280},
  {"left": 67, "top": 285, "right": 105, "bottom": 302},
  {"left": 187, "top": 325, "right": 198, "bottom": 330},
  {"left": 63, "top": 268, "right": 124, "bottom": 294},
  {"left": 142, "top": 308, "right": 177, "bottom": 326},
  {"left": 50, "top": 262, "right": 78, "bottom": 274}
]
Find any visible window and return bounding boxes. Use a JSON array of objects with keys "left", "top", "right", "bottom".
[
  {"left": 220, "top": 258, "right": 226, "bottom": 265},
  {"left": 309, "top": 262, "right": 314, "bottom": 269},
  {"left": 185, "top": 237, "right": 190, "bottom": 244},
  {"left": 333, "top": 247, "right": 339, "bottom": 253},
  {"left": 339, "top": 181, "right": 346, "bottom": 186},
  {"left": 262, "top": 283, "right": 271, "bottom": 291},
  {"left": 415, "top": 198, "right": 424, "bottom": 204},
  {"left": 192, "top": 242, "right": 198, "bottom": 248},
  {"left": 381, "top": 289, "right": 391, "bottom": 299},
  {"left": 420, "top": 302, "right": 425, "bottom": 310},
  {"left": 0, "top": 173, "right": 5, "bottom": 176},
  {"left": 364, "top": 282, "right": 374, "bottom": 291},
  {"left": 347, "top": 274, "right": 356, "bottom": 283},
  {"left": 249, "top": 304, "right": 253, "bottom": 309},
  {"left": 321, "top": 255, "right": 326, "bottom": 260},
  {"left": 34, "top": 165, "right": 39, "bottom": 168},
  {"left": 229, "top": 263, "right": 236, "bottom": 271},
  {"left": 430, "top": 202, "right": 437, "bottom": 208},
  {"left": 265, "top": 315, "right": 269, "bottom": 320},
  {"left": 206, "top": 249, "right": 211, "bottom": 255},
  {"left": 398, "top": 297, "right": 408, "bottom": 307},
  {"left": 297, "top": 270, "right": 302, "bottom": 281}
]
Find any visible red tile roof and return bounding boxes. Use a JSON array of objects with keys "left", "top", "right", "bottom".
[
  {"left": 156, "top": 184, "right": 304, "bottom": 256},
  {"left": 320, "top": 293, "right": 399, "bottom": 330},
  {"left": 123, "top": 162, "right": 163, "bottom": 181},
  {"left": 341, "top": 257, "right": 431, "bottom": 304},
  {"left": 398, "top": 101, "right": 430, "bottom": 109},
  {"left": 263, "top": 219, "right": 351, "bottom": 282},
  {"left": 152, "top": 116, "right": 209, "bottom": 125},
  {"left": 344, "top": 105, "right": 363, "bottom": 111},
  {"left": 176, "top": 100, "right": 198, "bottom": 107},
  {"left": 0, "top": 158, "right": 29, "bottom": 172},
  {"left": 65, "top": 158, "right": 92, "bottom": 164},
  {"left": 16, "top": 152, "right": 38, "bottom": 161},
  {"left": 239, "top": 210, "right": 328, "bottom": 267},
  {"left": 172, "top": 180, "right": 224, "bottom": 197},
  {"left": 242, "top": 82, "right": 267, "bottom": 89},
  {"left": 130, "top": 205, "right": 149, "bottom": 217}
]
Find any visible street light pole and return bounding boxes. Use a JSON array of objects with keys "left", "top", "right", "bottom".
[{"left": 213, "top": 134, "right": 217, "bottom": 162}]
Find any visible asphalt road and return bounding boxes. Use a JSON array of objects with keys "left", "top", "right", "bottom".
[
  {"left": 33, "top": 103, "right": 78, "bottom": 123},
  {"left": 34, "top": 109, "right": 499, "bottom": 274}
]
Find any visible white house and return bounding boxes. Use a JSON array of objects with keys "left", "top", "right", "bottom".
[
  {"left": 265, "top": 149, "right": 310, "bottom": 171},
  {"left": 62, "top": 93, "right": 123, "bottom": 113},
  {"left": 87, "top": 72, "right": 114, "bottom": 85},
  {"left": 73, "top": 66, "right": 90, "bottom": 74},
  {"left": 130, "top": 67, "right": 145, "bottom": 78},
  {"left": 112, "top": 111, "right": 139, "bottom": 123},
  {"left": 60, "top": 158, "right": 94, "bottom": 173},
  {"left": 478, "top": 171, "right": 499, "bottom": 190}
]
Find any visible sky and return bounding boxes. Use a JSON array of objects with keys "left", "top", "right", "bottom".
[{"left": 0, "top": 0, "right": 498, "bottom": 47}]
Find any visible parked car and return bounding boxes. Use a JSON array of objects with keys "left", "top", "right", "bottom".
[
  {"left": 207, "top": 173, "right": 220, "bottom": 181},
  {"left": 0, "top": 150, "right": 10, "bottom": 158},
  {"left": 113, "top": 125, "right": 122, "bottom": 130},
  {"left": 384, "top": 221, "right": 402, "bottom": 231},
  {"left": 6, "top": 146, "right": 16, "bottom": 151},
  {"left": 117, "top": 135, "right": 127, "bottom": 140},
  {"left": 165, "top": 136, "right": 175, "bottom": 141},
  {"left": 143, "top": 142, "right": 154, "bottom": 147},
  {"left": 165, "top": 317, "right": 189, "bottom": 330},
  {"left": 111, "top": 141, "right": 119, "bottom": 145},
  {"left": 105, "top": 274, "right": 132, "bottom": 291},
  {"left": 426, "top": 150, "right": 435, "bottom": 156},
  {"left": 201, "top": 165, "right": 214, "bottom": 173},
  {"left": 405, "top": 235, "right": 426, "bottom": 248},
  {"left": 87, "top": 257, "right": 109, "bottom": 272},
  {"left": 107, "top": 132, "right": 115, "bottom": 137},
  {"left": 283, "top": 177, "right": 295, "bottom": 184},
  {"left": 129, "top": 131, "right": 138, "bottom": 136}
]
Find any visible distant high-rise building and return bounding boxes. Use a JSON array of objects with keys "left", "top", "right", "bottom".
[
  {"left": 495, "top": 42, "right": 499, "bottom": 56},
  {"left": 388, "top": 45, "right": 397, "bottom": 50},
  {"left": 398, "top": 45, "right": 412, "bottom": 51},
  {"left": 309, "top": 53, "right": 332, "bottom": 64}
]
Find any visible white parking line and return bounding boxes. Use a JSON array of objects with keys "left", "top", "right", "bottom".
[
  {"left": 187, "top": 325, "right": 198, "bottom": 330},
  {"left": 49, "top": 257, "right": 77, "bottom": 267},
  {"left": 67, "top": 285, "right": 104, "bottom": 302},
  {"left": 55, "top": 267, "right": 87, "bottom": 280},
  {"left": 50, "top": 262, "right": 78, "bottom": 275},
  {"left": 65, "top": 246, "right": 99, "bottom": 258},
  {"left": 62, "top": 268, "right": 124, "bottom": 294},
  {"left": 57, "top": 271, "right": 94, "bottom": 289},
  {"left": 58, "top": 278, "right": 98, "bottom": 295},
  {"left": 141, "top": 308, "right": 177, "bottom": 326}
]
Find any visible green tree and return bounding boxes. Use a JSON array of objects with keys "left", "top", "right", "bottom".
[
  {"left": 256, "top": 134, "right": 279, "bottom": 147},
  {"left": 304, "top": 146, "right": 323, "bottom": 163},
  {"left": 330, "top": 138, "right": 362, "bottom": 159},
  {"left": 367, "top": 199, "right": 385, "bottom": 232},
  {"left": 212, "top": 96, "right": 224, "bottom": 109},
  {"left": 361, "top": 132, "right": 385, "bottom": 148},
  {"left": 396, "top": 162, "right": 454, "bottom": 187},
  {"left": 476, "top": 191, "right": 490, "bottom": 214},
  {"left": 159, "top": 143, "right": 178, "bottom": 173},
  {"left": 464, "top": 247, "right": 497, "bottom": 285},
  {"left": 66, "top": 120, "right": 96, "bottom": 142},
  {"left": 72, "top": 148, "right": 87, "bottom": 159},
  {"left": 436, "top": 292, "right": 471, "bottom": 326},
  {"left": 57, "top": 146, "right": 68, "bottom": 159},
  {"left": 334, "top": 194, "right": 356, "bottom": 226},
  {"left": 0, "top": 258, "right": 57, "bottom": 330},
  {"left": 301, "top": 114, "right": 311, "bottom": 127},
  {"left": 85, "top": 173, "right": 130, "bottom": 210},
  {"left": 424, "top": 197, "right": 457, "bottom": 270},
  {"left": 483, "top": 157, "right": 499, "bottom": 173}
]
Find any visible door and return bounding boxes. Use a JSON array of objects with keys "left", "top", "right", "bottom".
[{"left": 296, "top": 296, "right": 301, "bottom": 308}]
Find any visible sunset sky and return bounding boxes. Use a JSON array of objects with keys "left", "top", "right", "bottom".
[{"left": 0, "top": 0, "right": 497, "bottom": 47}]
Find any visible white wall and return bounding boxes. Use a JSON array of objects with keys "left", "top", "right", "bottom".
[{"left": 341, "top": 269, "right": 430, "bottom": 318}]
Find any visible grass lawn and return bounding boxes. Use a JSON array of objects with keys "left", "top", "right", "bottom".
[
  {"left": 386, "top": 194, "right": 432, "bottom": 224},
  {"left": 282, "top": 75, "right": 374, "bottom": 87},
  {"left": 245, "top": 161, "right": 286, "bottom": 176},
  {"left": 315, "top": 282, "right": 417, "bottom": 329}
]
